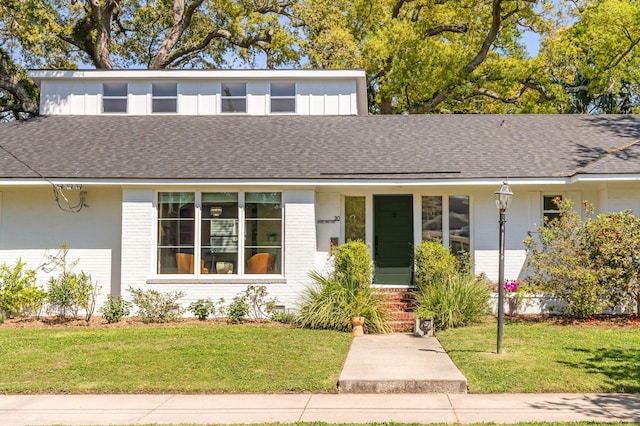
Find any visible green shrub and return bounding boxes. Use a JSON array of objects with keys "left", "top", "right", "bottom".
[
  {"left": 271, "top": 311, "right": 296, "bottom": 324},
  {"left": 0, "top": 310, "right": 5, "bottom": 324},
  {"left": 297, "top": 241, "right": 391, "bottom": 334},
  {"left": 128, "top": 286, "right": 184, "bottom": 323},
  {"left": 415, "top": 273, "right": 491, "bottom": 330},
  {"left": 0, "top": 259, "right": 38, "bottom": 318},
  {"left": 414, "top": 241, "right": 459, "bottom": 291},
  {"left": 43, "top": 245, "right": 100, "bottom": 321},
  {"left": 189, "top": 298, "right": 216, "bottom": 321},
  {"left": 16, "top": 285, "right": 47, "bottom": 318},
  {"left": 333, "top": 240, "right": 372, "bottom": 290},
  {"left": 227, "top": 296, "right": 249, "bottom": 323},
  {"left": 524, "top": 199, "right": 640, "bottom": 318},
  {"left": 100, "top": 294, "right": 131, "bottom": 323}
]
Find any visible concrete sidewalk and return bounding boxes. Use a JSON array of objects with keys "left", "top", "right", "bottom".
[{"left": 1, "top": 393, "right": 640, "bottom": 425}]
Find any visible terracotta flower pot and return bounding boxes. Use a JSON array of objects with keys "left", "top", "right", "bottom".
[{"left": 351, "top": 316, "right": 365, "bottom": 336}]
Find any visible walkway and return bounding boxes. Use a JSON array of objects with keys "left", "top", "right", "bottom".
[{"left": 2, "top": 393, "right": 640, "bottom": 424}]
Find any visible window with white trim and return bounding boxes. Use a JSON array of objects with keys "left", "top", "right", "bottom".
[
  {"left": 221, "top": 82, "right": 247, "bottom": 113},
  {"left": 270, "top": 82, "right": 296, "bottom": 113},
  {"left": 421, "top": 195, "right": 470, "bottom": 254},
  {"left": 152, "top": 82, "right": 177, "bottom": 113},
  {"left": 543, "top": 195, "right": 562, "bottom": 223},
  {"left": 157, "top": 191, "right": 282, "bottom": 276},
  {"left": 102, "top": 83, "right": 128, "bottom": 113}
]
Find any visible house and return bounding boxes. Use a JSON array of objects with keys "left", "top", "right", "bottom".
[{"left": 1, "top": 68, "right": 640, "bottom": 312}]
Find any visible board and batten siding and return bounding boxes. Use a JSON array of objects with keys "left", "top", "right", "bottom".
[{"left": 39, "top": 79, "right": 359, "bottom": 116}]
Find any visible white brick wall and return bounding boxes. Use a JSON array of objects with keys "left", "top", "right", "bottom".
[
  {"left": 120, "top": 189, "right": 317, "bottom": 314},
  {"left": 120, "top": 189, "right": 154, "bottom": 296}
]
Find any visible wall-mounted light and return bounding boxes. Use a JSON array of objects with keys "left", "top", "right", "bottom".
[{"left": 210, "top": 206, "right": 223, "bottom": 217}]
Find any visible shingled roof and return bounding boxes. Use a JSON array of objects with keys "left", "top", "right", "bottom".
[{"left": 1, "top": 114, "right": 640, "bottom": 181}]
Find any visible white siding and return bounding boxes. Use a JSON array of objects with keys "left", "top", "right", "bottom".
[
  {"left": 607, "top": 187, "right": 640, "bottom": 213},
  {"left": 37, "top": 77, "right": 361, "bottom": 116},
  {"left": 315, "top": 192, "right": 340, "bottom": 253}
]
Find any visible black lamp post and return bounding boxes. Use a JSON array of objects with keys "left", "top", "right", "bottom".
[{"left": 494, "top": 182, "right": 513, "bottom": 354}]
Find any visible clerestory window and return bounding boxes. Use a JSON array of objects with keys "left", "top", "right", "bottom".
[{"left": 102, "top": 83, "right": 128, "bottom": 113}]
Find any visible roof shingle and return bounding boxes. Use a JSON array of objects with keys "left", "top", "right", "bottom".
[{"left": 1, "top": 114, "right": 640, "bottom": 180}]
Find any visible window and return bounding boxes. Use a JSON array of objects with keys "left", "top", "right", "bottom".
[
  {"left": 345, "top": 196, "right": 365, "bottom": 242},
  {"left": 157, "top": 192, "right": 195, "bottom": 274},
  {"left": 449, "top": 196, "right": 470, "bottom": 255},
  {"left": 245, "top": 192, "right": 282, "bottom": 274},
  {"left": 157, "top": 191, "right": 282, "bottom": 275},
  {"left": 543, "top": 195, "right": 562, "bottom": 223},
  {"left": 152, "top": 82, "right": 177, "bottom": 113},
  {"left": 421, "top": 195, "right": 470, "bottom": 254},
  {"left": 102, "top": 83, "right": 127, "bottom": 113},
  {"left": 221, "top": 82, "right": 246, "bottom": 113},
  {"left": 270, "top": 82, "right": 296, "bottom": 113},
  {"left": 421, "top": 196, "right": 442, "bottom": 241},
  {"left": 202, "top": 193, "right": 239, "bottom": 275}
]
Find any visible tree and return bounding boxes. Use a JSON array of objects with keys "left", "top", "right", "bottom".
[
  {"left": 540, "top": 0, "right": 640, "bottom": 113},
  {"left": 0, "top": 49, "right": 39, "bottom": 119},
  {"left": 0, "top": 0, "right": 301, "bottom": 72},
  {"left": 296, "top": 0, "right": 560, "bottom": 114}
]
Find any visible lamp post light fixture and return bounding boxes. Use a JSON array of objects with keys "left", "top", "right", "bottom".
[{"left": 495, "top": 182, "right": 513, "bottom": 354}]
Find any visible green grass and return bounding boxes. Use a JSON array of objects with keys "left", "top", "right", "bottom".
[
  {"left": 438, "top": 318, "right": 640, "bottom": 393},
  {"left": 0, "top": 324, "right": 351, "bottom": 394}
]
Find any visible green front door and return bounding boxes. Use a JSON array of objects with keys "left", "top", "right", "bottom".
[{"left": 374, "top": 195, "right": 414, "bottom": 285}]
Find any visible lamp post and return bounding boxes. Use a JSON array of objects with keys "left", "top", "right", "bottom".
[{"left": 495, "top": 182, "right": 513, "bottom": 354}]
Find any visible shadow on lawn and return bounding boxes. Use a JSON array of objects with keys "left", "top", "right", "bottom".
[{"left": 558, "top": 347, "right": 640, "bottom": 393}]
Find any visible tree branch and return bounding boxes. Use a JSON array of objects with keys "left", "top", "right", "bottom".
[
  {"left": 423, "top": 24, "right": 468, "bottom": 37},
  {"left": 0, "top": 49, "right": 38, "bottom": 117}
]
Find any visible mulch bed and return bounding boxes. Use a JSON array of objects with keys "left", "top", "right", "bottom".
[
  {"left": 0, "top": 316, "right": 277, "bottom": 329},
  {"left": 507, "top": 313, "right": 640, "bottom": 328}
]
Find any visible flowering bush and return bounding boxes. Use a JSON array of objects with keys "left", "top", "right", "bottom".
[
  {"left": 503, "top": 280, "right": 520, "bottom": 293},
  {"left": 524, "top": 198, "right": 640, "bottom": 318}
]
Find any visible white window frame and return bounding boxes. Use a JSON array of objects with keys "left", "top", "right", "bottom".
[
  {"left": 269, "top": 82, "right": 296, "bottom": 114},
  {"left": 154, "top": 190, "right": 283, "bottom": 277},
  {"left": 151, "top": 82, "right": 178, "bottom": 114},
  {"left": 102, "top": 82, "right": 128, "bottom": 114},
  {"left": 221, "top": 82, "right": 247, "bottom": 114},
  {"left": 542, "top": 194, "right": 563, "bottom": 224},
  {"left": 420, "top": 194, "right": 471, "bottom": 253}
]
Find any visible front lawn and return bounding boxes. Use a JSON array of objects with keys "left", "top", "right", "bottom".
[
  {"left": 0, "top": 323, "right": 351, "bottom": 393},
  {"left": 438, "top": 317, "right": 640, "bottom": 393}
]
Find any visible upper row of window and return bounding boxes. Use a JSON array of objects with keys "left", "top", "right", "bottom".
[{"left": 102, "top": 82, "right": 296, "bottom": 114}]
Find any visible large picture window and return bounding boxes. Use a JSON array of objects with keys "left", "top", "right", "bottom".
[{"left": 157, "top": 191, "right": 282, "bottom": 275}]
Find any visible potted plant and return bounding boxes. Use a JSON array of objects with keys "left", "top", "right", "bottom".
[{"left": 414, "top": 307, "right": 435, "bottom": 337}]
